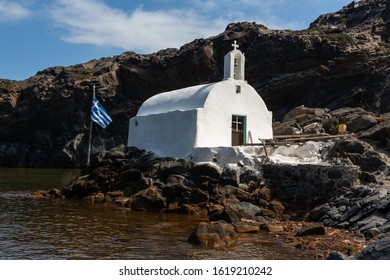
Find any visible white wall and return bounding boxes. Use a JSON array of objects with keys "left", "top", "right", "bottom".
[
  {"left": 128, "top": 109, "right": 198, "bottom": 158},
  {"left": 195, "top": 79, "right": 273, "bottom": 148},
  {"left": 128, "top": 79, "right": 273, "bottom": 158}
]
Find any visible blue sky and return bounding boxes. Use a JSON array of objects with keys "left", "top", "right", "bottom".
[{"left": 0, "top": 0, "right": 352, "bottom": 81}]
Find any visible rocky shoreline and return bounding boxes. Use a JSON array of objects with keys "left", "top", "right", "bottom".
[{"left": 31, "top": 105, "right": 383, "bottom": 259}]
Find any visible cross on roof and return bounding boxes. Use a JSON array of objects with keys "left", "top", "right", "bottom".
[{"left": 232, "top": 40, "right": 239, "bottom": 51}]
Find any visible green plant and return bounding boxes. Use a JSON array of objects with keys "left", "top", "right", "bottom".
[{"left": 327, "top": 33, "right": 355, "bottom": 46}]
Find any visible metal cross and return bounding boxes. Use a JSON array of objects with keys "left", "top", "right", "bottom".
[{"left": 232, "top": 40, "right": 239, "bottom": 50}]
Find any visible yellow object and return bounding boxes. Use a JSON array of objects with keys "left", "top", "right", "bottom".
[{"left": 338, "top": 124, "right": 347, "bottom": 134}]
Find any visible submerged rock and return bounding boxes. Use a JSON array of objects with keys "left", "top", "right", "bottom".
[{"left": 187, "top": 220, "right": 238, "bottom": 249}]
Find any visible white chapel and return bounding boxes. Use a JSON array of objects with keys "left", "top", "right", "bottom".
[{"left": 127, "top": 41, "right": 273, "bottom": 158}]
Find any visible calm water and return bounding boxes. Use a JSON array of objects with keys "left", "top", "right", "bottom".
[{"left": 0, "top": 168, "right": 313, "bottom": 260}]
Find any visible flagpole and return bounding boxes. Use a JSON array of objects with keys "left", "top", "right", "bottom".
[{"left": 86, "top": 84, "right": 96, "bottom": 166}]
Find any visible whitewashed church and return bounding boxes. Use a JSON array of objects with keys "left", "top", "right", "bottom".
[{"left": 127, "top": 41, "right": 273, "bottom": 158}]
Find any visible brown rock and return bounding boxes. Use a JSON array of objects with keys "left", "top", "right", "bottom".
[
  {"left": 180, "top": 203, "right": 200, "bottom": 215},
  {"left": 187, "top": 221, "right": 238, "bottom": 249},
  {"left": 114, "top": 196, "right": 131, "bottom": 207},
  {"left": 209, "top": 202, "right": 262, "bottom": 223},
  {"left": 263, "top": 223, "right": 285, "bottom": 233},
  {"left": 83, "top": 192, "right": 106, "bottom": 203},
  {"left": 232, "top": 219, "right": 261, "bottom": 233},
  {"left": 130, "top": 187, "right": 167, "bottom": 212},
  {"left": 268, "top": 200, "right": 285, "bottom": 217}
]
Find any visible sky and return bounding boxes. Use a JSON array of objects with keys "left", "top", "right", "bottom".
[{"left": 0, "top": 0, "right": 353, "bottom": 81}]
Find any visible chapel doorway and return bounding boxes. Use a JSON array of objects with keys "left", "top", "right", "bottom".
[{"left": 231, "top": 115, "right": 246, "bottom": 146}]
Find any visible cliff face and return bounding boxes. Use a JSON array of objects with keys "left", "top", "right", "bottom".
[{"left": 1, "top": 0, "right": 390, "bottom": 168}]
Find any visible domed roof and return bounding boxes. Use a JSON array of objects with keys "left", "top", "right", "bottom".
[{"left": 137, "top": 82, "right": 218, "bottom": 116}]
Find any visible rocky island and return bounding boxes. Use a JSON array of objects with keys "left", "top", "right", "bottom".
[{"left": 2, "top": 0, "right": 390, "bottom": 259}]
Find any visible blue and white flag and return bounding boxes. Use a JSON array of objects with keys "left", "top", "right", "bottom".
[{"left": 91, "top": 97, "right": 112, "bottom": 128}]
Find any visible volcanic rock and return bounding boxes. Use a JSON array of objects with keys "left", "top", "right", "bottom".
[
  {"left": 209, "top": 201, "right": 262, "bottom": 223},
  {"left": 353, "top": 236, "right": 390, "bottom": 260},
  {"left": 296, "top": 223, "right": 326, "bottom": 237},
  {"left": 187, "top": 220, "right": 238, "bottom": 249},
  {"left": 130, "top": 187, "right": 167, "bottom": 212},
  {"left": 2, "top": 0, "right": 390, "bottom": 167}
]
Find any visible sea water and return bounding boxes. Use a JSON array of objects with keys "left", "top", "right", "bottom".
[{"left": 0, "top": 168, "right": 314, "bottom": 260}]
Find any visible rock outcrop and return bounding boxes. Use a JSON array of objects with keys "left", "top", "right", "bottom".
[{"left": 2, "top": 0, "right": 390, "bottom": 167}]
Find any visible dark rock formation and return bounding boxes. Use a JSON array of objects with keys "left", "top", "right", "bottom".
[
  {"left": 262, "top": 163, "right": 360, "bottom": 210},
  {"left": 2, "top": 0, "right": 390, "bottom": 167},
  {"left": 273, "top": 105, "right": 388, "bottom": 136},
  {"left": 296, "top": 223, "right": 326, "bottom": 237},
  {"left": 308, "top": 186, "right": 390, "bottom": 239},
  {"left": 353, "top": 236, "right": 390, "bottom": 260}
]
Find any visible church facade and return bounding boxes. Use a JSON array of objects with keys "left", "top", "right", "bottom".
[{"left": 127, "top": 41, "right": 273, "bottom": 158}]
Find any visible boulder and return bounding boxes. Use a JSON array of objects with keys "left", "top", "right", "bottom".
[
  {"left": 113, "top": 196, "right": 131, "bottom": 207},
  {"left": 343, "top": 114, "right": 378, "bottom": 133},
  {"left": 166, "top": 174, "right": 186, "bottom": 185},
  {"left": 157, "top": 158, "right": 193, "bottom": 178},
  {"left": 30, "top": 188, "right": 62, "bottom": 199},
  {"left": 180, "top": 203, "right": 200, "bottom": 215},
  {"left": 273, "top": 120, "right": 302, "bottom": 136},
  {"left": 331, "top": 107, "right": 379, "bottom": 133},
  {"left": 330, "top": 139, "right": 371, "bottom": 155},
  {"left": 209, "top": 201, "right": 262, "bottom": 223},
  {"left": 190, "top": 162, "right": 222, "bottom": 183},
  {"left": 268, "top": 200, "right": 285, "bottom": 217},
  {"left": 326, "top": 251, "right": 349, "bottom": 260},
  {"left": 219, "top": 163, "right": 241, "bottom": 187},
  {"left": 62, "top": 175, "right": 100, "bottom": 199},
  {"left": 358, "top": 119, "right": 390, "bottom": 141},
  {"left": 212, "top": 185, "right": 251, "bottom": 202},
  {"left": 282, "top": 105, "right": 327, "bottom": 123},
  {"left": 263, "top": 223, "right": 284, "bottom": 233},
  {"left": 190, "top": 188, "right": 210, "bottom": 203},
  {"left": 160, "top": 183, "right": 192, "bottom": 201},
  {"left": 329, "top": 139, "right": 387, "bottom": 172},
  {"left": 296, "top": 223, "right": 326, "bottom": 237},
  {"left": 130, "top": 187, "right": 167, "bottom": 212},
  {"left": 239, "top": 166, "right": 261, "bottom": 188},
  {"left": 115, "top": 168, "right": 143, "bottom": 187},
  {"left": 232, "top": 219, "right": 261, "bottom": 233},
  {"left": 187, "top": 221, "right": 238, "bottom": 249},
  {"left": 124, "top": 177, "right": 153, "bottom": 196},
  {"left": 83, "top": 192, "right": 106, "bottom": 203},
  {"left": 354, "top": 237, "right": 390, "bottom": 260}
]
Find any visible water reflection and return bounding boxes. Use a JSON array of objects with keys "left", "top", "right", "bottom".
[{"left": 0, "top": 168, "right": 314, "bottom": 260}]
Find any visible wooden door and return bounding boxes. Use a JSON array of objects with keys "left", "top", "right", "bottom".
[{"left": 231, "top": 115, "right": 245, "bottom": 146}]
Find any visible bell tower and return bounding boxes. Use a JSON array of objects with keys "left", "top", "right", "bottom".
[{"left": 223, "top": 40, "right": 245, "bottom": 80}]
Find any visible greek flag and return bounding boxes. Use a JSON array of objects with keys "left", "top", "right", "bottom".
[{"left": 91, "top": 97, "right": 112, "bottom": 128}]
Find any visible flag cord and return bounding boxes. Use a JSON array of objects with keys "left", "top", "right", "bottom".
[{"left": 86, "top": 84, "right": 96, "bottom": 166}]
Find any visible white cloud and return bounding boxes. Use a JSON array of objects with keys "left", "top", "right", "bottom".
[
  {"left": 48, "top": 0, "right": 319, "bottom": 53},
  {"left": 0, "top": 0, "right": 32, "bottom": 21},
  {"left": 188, "top": 0, "right": 299, "bottom": 29},
  {"left": 49, "top": 0, "right": 225, "bottom": 53}
]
